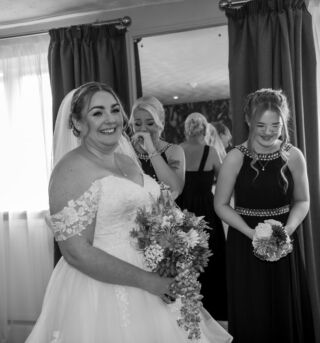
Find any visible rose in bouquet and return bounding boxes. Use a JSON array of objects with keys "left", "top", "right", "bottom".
[
  {"left": 130, "top": 183, "right": 212, "bottom": 340},
  {"left": 252, "top": 219, "right": 293, "bottom": 261}
]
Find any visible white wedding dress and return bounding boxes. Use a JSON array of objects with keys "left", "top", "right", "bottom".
[{"left": 26, "top": 174, "right": 232, "bottom": 343}]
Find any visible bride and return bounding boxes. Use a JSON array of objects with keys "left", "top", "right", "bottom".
[{"left": 26, "top": 81, "right": 232, "bottom": 343}]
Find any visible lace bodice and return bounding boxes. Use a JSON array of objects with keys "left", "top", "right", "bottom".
[{"left": 47, "top": 174, "right": 160, "bottom": 246}]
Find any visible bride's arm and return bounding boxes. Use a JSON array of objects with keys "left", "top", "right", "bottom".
[
  {"left": 49, "top": 160, "right": 173, "bottom": 299},
  {"left": 58, "top": 234, "right": 169, "bottom": 297}
]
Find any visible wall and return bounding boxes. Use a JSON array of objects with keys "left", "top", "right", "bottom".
[{"left": 0, "top": 0, "right": 226, "bottom": 37}]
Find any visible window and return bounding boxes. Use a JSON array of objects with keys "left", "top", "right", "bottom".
[{"left": 0, "top": 35, "right": 52, "bottom": 211}]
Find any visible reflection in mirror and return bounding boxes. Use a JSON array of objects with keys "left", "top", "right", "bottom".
[{"left": 137, "top": 26, "right": 231, "bottom": 144}]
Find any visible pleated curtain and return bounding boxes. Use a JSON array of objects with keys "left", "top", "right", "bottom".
[
  {"left": 48, "top": 24, "right": 130, "bottom": 265},
  {"left": 226, "top": 0, "right": 320, "bottom": 339}
]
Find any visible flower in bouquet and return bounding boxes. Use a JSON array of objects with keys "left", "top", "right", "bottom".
[
  {"left": 130, "top": 183, "right": 212, "bottom": 340},
  {"left": 252, "top": 219, "right": 293, "bottom": 261}
]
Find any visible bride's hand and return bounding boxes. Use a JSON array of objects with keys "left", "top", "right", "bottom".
[
  {"left": 145, "top": 272, "right": 176, "bottom": 304},
  {"left": 131, "top": 132, "right": 156, "bottom": 155}
]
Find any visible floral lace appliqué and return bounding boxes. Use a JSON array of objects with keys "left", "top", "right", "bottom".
[
  {"left": 115, "top": 286, "right": 131, "bottom": 328},
  {"left": 49, "top": 182, "right": 100, "bottom": 241}
]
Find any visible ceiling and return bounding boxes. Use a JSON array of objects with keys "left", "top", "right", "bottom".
[
  {"left": 0, "top": 0, "right": 183, "bottom": 28},
  {"left": 0, "top": 0, "right": 229, "bottom": 105},
  {"left": 138, "top": 26, "right": 229, "bottom": 105}
]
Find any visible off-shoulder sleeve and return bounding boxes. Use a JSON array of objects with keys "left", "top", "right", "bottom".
[{"left": 46, "top": 181, "right": 100, "bottom": 241}]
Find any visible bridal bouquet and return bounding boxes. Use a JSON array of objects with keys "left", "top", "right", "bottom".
[
  {"left": 252, "top": 219, "right": 293, "bottom": 262},
  {"left": 130, "top": 183, "right": 212, "bottom": 340}
]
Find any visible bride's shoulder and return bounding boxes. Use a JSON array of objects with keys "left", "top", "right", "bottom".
[{"left": 49, "top": 149, "right": 99, "bottom": 215}]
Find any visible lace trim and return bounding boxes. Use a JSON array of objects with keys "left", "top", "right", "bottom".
[
  {"left": 236, "top": 143, "right": 292, "bottom": 161},
  {"left": 48, "top": 182, "right": 100, "bottom": 241},
  {"left": 115, "top": 286, "right": 131, "bottom": 328},
  {"left": 235, "top": 205, "right": 290, "bottom": 217}
]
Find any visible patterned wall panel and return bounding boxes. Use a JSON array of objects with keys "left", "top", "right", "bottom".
[{"left": 163, "top": 98, "right": 231, "bottom": 144}]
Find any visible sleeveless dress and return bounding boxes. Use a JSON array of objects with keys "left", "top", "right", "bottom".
[
  {"left": 176, "top": 145, "right": 228, "bottom": 320},
  {"left": 26, "top": 174, "right": 232, "bottom": 343},
  {"left": 227, "top": 144, "right": 315, "bottom": 343}
]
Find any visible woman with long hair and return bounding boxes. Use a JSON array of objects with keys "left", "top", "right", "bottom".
[{"left": 214, "top": 88, "right": 315, "bottom": 342}]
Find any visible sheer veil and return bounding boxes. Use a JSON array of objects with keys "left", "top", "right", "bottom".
[
  {"left": 53, "top": 89, "right": 79, "bottom": 166},
  {"left": 52, "top": 89, "right": 140, "bottom": 168}
]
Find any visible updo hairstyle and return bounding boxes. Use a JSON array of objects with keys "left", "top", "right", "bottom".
[{"left": 184, "top": 112, "right": 208, "bottom": 139}]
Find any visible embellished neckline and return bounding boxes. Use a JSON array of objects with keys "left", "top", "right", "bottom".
[
  {"left": 236, "top": 143, "right": 292, "bottom": 161},
  {"left": 136, "top": 143, "right": 172, "bottom": 161}
]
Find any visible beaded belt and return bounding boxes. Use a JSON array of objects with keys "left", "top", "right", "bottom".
[{"left": 235, "top": 205, "right": 290, "bottom": 217}]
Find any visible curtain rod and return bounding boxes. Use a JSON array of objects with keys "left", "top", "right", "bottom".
[
  {"left": 0, "top": 15, "right": 132, "bottom": 40},
  {"left": 219, "top": 0, "right": 252, "bottom": 10}
]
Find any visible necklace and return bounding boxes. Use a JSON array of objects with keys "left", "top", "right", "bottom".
[{"left": 256, "top": 159, "right": 270, "bottom": 171}]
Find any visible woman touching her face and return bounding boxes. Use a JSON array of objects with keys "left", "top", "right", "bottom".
[{"left": 129, "top": 96, "right": 185, "bottom": 199}]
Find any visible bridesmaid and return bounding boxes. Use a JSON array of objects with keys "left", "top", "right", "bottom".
[
  {"left": 129, "top": 95, "right": 185, "bottom": 199},
  {"left": 214, "top": 88, "right": 315, "bottom": 342},
  {"left": 176, "top": 112, "right": 228, "bottom": 327}
]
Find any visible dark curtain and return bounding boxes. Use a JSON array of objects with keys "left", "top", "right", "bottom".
[
  {"left": 48, "top": 24, "right": 130, "bottom": 266},
  {"left": 226, "top": 0, "right": 320, "bottom": 339},
  {"left": 49, "top": 24, "right": 130, "bottom": 123}
]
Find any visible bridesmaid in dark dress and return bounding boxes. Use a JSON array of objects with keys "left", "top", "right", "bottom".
[
  {"left": 176, "top": 112, "right": 228, "bottom": 324},
  {"left": 129, "top": 95, "right": 185, "bottom": 199},
  {"left": 214, "top": 89, "right": 315, "bottom": 342}
]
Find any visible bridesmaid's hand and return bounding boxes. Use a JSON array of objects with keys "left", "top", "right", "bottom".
[
  {"left": 283, "top": 225, "right": 293, "bottom": 236},
  {"left": 131, "top": 132, "right": 156, "bottom": 155},
  {"left": 246, "top": 228, "right": 255, "bottom": 240}
]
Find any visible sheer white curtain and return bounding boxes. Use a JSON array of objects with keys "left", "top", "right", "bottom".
[{"left": 0, "top": 34, "right": 53, "bottom": 343}]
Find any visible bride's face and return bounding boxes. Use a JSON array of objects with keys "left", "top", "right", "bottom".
[{"left": 79, "top": 91, "right": 123, "bottom": 150}]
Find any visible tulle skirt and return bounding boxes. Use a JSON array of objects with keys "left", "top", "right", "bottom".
[{"left": 26, "top": 239, "right": 232, "bottom": 343}]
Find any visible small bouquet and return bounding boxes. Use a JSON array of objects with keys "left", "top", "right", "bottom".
[
  {"left": 130, "top": 183, "right": 212, "bottom": 340},
  {"left": 252, "top": 219, "right": 293, "bottom": 262}
]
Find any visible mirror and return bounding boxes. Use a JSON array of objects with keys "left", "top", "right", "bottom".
[{"left": 136, "top": 25, "right": 231, "bottom": 143}]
